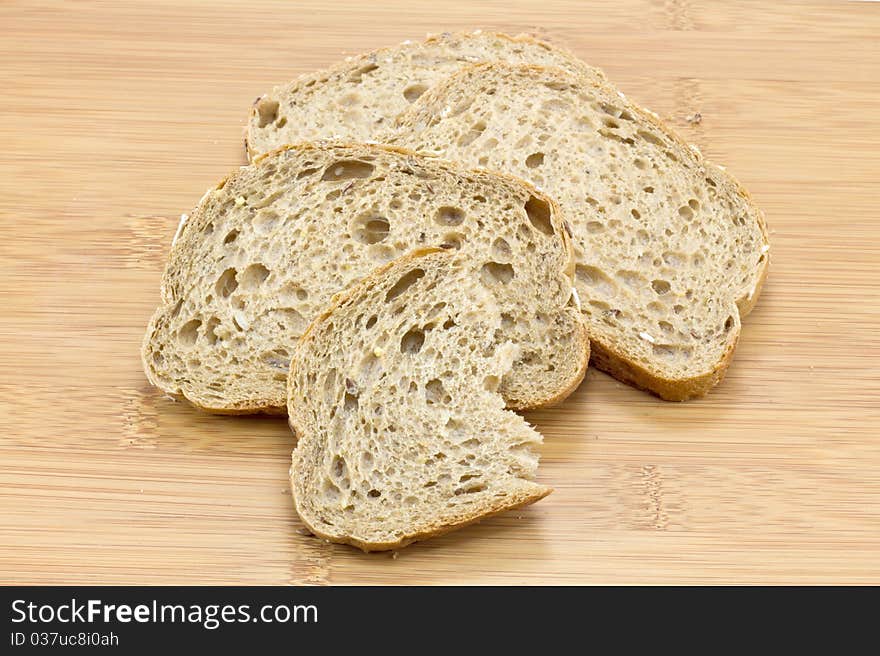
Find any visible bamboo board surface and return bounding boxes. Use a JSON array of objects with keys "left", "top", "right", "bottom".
[{"left": 1, "top": 0, "right": 879, "bottom": 584}]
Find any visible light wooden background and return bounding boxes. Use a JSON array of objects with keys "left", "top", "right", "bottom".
[{"left": 1, "top": 0, "right": 878, "bottom": 585}]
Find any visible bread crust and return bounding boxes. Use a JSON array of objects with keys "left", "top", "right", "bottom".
[{"left": 287, "top": 248, "right": 552, "bottom": 551}]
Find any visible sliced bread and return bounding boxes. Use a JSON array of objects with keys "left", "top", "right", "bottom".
[
  {"left": 386, "top": 63, "right": 770, "bottom": 400},
  {"left": 245, "top": 31, "right": 605, "bottom": 159},
  {"left": 288, "top": 248, "right": 552, "bottom": 551},
  {"left": 142, "top": 142, "right": 588, "bottom": 413}
]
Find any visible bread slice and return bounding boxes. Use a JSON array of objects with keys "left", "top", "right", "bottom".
[
  {"left": 387, "top": 63, "right": 770, "bottom": 400},
  {"left": 142, "top": 142, "right": 588, "bottom": 413},
  {"left": 245, "top": 31, "right": 605, "bottom": 159},
  {"left": 288, "top": 247, "right": 552, "bottom": 551}
]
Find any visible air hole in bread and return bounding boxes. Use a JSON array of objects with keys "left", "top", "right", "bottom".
[
  {"left": 576, "top": 265, "right": 616, "bottom": 296},
  {"left": 385, "top": 268, "right": 425, "bottom": 302},
  {"left": 296, "top": 167, "right": 319, "bottom": 180},
  {"left": 434, "top": 205, "right": 465, "bottom": 226},
  {"left": 457, "top": 121, "right": 486, "bottom": 147},
  {"left": 455, "top": 483, "right": 487, "bottom": 495},
  {"left": 481, "top": 261, "right": 514, "bottom": 286},
  {"left": 223, "top": 229, "right": 239, "bottom": 244},
  {"left": 365, "top": 315, "right": 378, "bottom": 330},
  {"left": 638, "top": 130, "right": 663, "bottom": 147},
  {"left": 331, "top": 455, "right": 349, "bottom": 482},
  {"left": 262, "top": 348, "right": 289, "bottom": 371},
  {"left": 525, "top": 152, "right": 545, "bottom": 168},
  {"left": 255, "top": 98, "right": 279, "bottom": 128},
  {"left": 323, "top": 480, "right": 341, "bottom": 502},
  {"left": 658, "top": 320, "right": 674, "bottom": 334},
  {"left": 403, "top": 83, "right": 428, "bottom": 102},
  {"left": 253, "top": 209, "right": 280, "bottom": 235},
  {"left": 322, "top": 368, "right": 338, "bottom": 401},
  {"left": 616, "top": 270, "right": 642, "bottom": 289},
  {"left": 724, "top": 315, "right": 734, "bottom": 332},
  {"left": 215, "top": 268, "right": 238, "bottom": 298},
  {"left": 652, "top": 345, "right": 680, "bottom": 361},
  {"left": 321, "top": 160, "right": 375, "bottom": 182},
  {"left": 351, "top": 214, "right": 390, "bottom": 245},
  {"left": 524, "top": 195, "right": 553, "bottom": 235},
  {"left": 272, "top": 308, "right": 305, "bottom": 332},
  {"left": 178, "top": 319, "right": 201, "bottom": 346},
  {"left": 343, "top": 391, "right": 358, "bottom": 412},
  {"left": 400, "top": 328, "right": 425, "bottom": 354},
  {"left": 425, "top": 378, "right": 446, "bottom": 405},
  {"left": 651, "top": 279, "right": 671, "bottom": 295},
  {"left": 204, "top": 317, "right": 221, "bottom": 345},
  {"left": 679, "top": 205, "right": 694, "bottom": 221},
  {"left": 240, "top": 263, "right": 270, "bottom": 288},
  {"left": 631, "top": 208, "right": 642, "bottom": 220},
  {"left": 491, "top": 237, "right": 512, "bottom": 259},
  {"left": 483, "top": 375, "right": 501, "bottom": 392},
  {"left": 673, "top": 304, "right": 685, "bottom": 315},
  {"left": 368, "top": 489, "right": 381, "bottom": 498},
  {"left": 440, "top": 232, "right": 463, "bottom": 249}
]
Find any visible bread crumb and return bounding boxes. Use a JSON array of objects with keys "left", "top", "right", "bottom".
[
  {"left": 570, "top": 287, "right": 582, "bottom": 311},
  {"left": 296, "top": 527, "right": 314, "bottom": 537},
  {"left": 163, "top": 394, "right": 177, "bottom": 403},
  {"left": 761, "top": 244, "right": 770, "bottom": 254},
  {"left": 281, "top": 488, "right": 288, "bottom": 494},
  {"left": 617, "top": 90, "right": 626, "bottom": 100},
  {"left": 717, "top": 164, "right": 727, "bottom": 171},
  {"left": 639, "top": 331, "right": 656, "bottom": 344},
  {"left": 391, "top": 551, "right": 399, "bottom": 559},
  {"left": 689, "top": 143, "right": 702, "bottom": 155},
  {"left": 686, "top": 112, "right": 703, "bottom": 124}
]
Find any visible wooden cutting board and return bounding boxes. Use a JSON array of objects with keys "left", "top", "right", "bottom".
[{"left": 2, "top": 0, "right": 878, "bottom": 584}]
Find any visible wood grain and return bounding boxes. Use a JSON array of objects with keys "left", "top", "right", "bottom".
[{"left": 1, "top": 0, "right": 878, "bottom": 584}]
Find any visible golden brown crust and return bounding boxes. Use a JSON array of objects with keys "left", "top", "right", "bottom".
[
  {"left": 294, "top": 481, "right": 551, "bottom": 552},
  {"left": 589, "top": 328, "right": 739, "bottom": 402}
]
